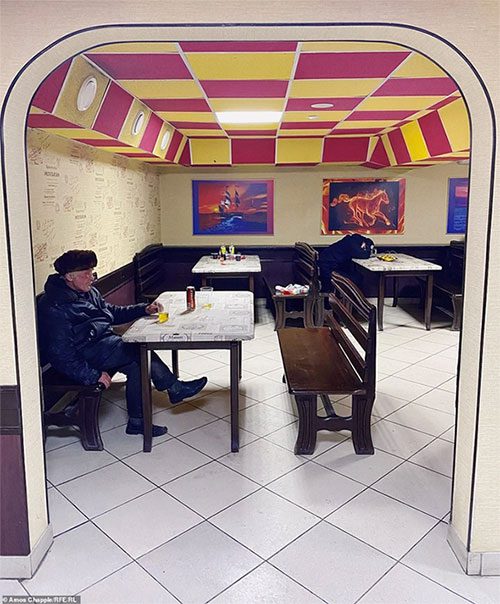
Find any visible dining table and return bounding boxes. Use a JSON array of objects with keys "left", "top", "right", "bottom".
[
  {"left": 352, "top": 253, "right": 442, "bottom": 331},
  {"left": 191, "top": 254, "right": 261, "bottom": 293},
  {"left": 122, "top": 290, "right": 255, "bottom": 452}
]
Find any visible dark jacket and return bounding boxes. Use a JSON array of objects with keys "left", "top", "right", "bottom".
[
  {"left": 38, "top": 274, "right": 147, "bottom": 385},
  {"left": 319, "top": 234, "right": 374, "bottom": 290}
]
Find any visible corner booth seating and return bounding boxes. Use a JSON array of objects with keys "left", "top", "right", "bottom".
[
  {"left": 277, "top": 272, "right": 377, "bottom": 455},
  {"left": 430, "top": 240, "right": 465, "bottom": 330},
  {"left": 133, "top": 243, "right": 171, "bottom": 302}
]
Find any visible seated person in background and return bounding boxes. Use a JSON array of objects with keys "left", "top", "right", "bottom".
[
  {"left": 38, "top": 249, "right": 208, "bottom": 437},
  {"left": 319, "top": 234, "right": 374, "bottom": 292}
]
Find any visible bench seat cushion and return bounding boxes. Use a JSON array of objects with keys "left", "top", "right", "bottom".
[{"left": 278, "top": 327, "right": 363, "bottom": 395}]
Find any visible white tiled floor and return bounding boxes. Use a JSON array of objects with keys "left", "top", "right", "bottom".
[{"left": 6, "top": 301, "right": 500, "bottom": 603}]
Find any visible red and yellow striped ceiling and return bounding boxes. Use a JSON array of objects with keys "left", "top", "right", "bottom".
[{"left": 28, "top": 41, "right": 470, "bottom": 168}]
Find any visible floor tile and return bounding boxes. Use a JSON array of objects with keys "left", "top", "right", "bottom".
[
  {"left": 377, "top": 332, "right": 416, "bottom": 348},
  {"left": 139, "top": 522, "right": 260, "bottom": 604},
  {"left": 79, "top": 562, "right": 178, "bottom": 603},
  {"left": 58, "top": 461, "right": 154, "bottom": 518},
  {"left": 243, "top": 338, "right": 277, "bottom": 356},
  {"left": 218, "top": 438, "right": 305, "bottom": 485},
  {"left": 98, "top": 400, "right": 130, "bottom": 431},
  {"left": 439, "top": 377, "right": 457, "bottom": 392},
  {"left": 380, "top": 347, "right": 431, "bottom": 364},
  {"left": 441, "top": 345, "right": 459, "bottom": 359},
  {"left": 418, "top": 330, "right": 460, "bottom": 346},
  {"left": 94, "top": 488, "right": 201, "bottom": 558},
  {"left": 403, "top": 523, "right": 500, "bottom": 604},
  {"left": 211, "top": 562, "right": 324, "bottom": 603},
  {"left": 46, "top": 442, "right": 116, "bottom": 486},
  {"left": 440, "top": 427, "right": 456, "bottom": 443},
  {"left": 401, "top": 339, "right": 452, "bottom": 354},
  {"left": 394, "top": 365, "right": 454, "bottom": 388},
  {"left": 153, "top": 403, "right": 217, "bottom": 436},
  {"left": 409, "top": 438, "right": 455, "bottom": 477},
  {"left": 358, "top": 562, "right": 469, "bottom": 603},
  {"left": 384, "top": 402, "right": 455, "bottom": 436},
  {"left": 327, "top": 489, "right": 438, "bottom": 559},
  {"left": 263, "top": 368, "right": 289, "bottom": 384},
  {"left": 416, "top": 353, "right": 459, "bottom": 374},
  {"left": 45, "top": 427, "right": 81, "bottom": 451},
  {"left": 371, "top": 420, "right": 435, "bottom": 459},
  {"left": 203, "top": 366, "right": 255, "bottom": 389},
  {"left": 211, "top": 488, "right": 317, "bottom": 558},
  {"left": 179, "top": 355, "right": 224, "bottom": 376},
  {"left": 124, "top": 439, "right": 211, "bottom": 485},
  {"left": 178, "top": 419, "right": 258, "bottom": 458},
  {"left": 376, "top": 356, "right": 411, "bottom": 375},
  {"left": 377, "top": 376, "right": 433, "bottom": 402},
  {"left": 102, "top": 423, "right": 170, "bottom": 459},
  {"left": 244, "top": 354, "right": 283, "bottom": 376},
  {"left": 190, "top": 390, "right": 257, "bottom": 419},
  {"left": 373, "top": 392, "right": 410, "bottom": 418},
  {"left": 47, "top": 488, "right": 87, "bottom": 536},
  {"left": 22, "top": 523, "right": 130, "bottom": 595},
  {"left": 373, "top": 461, "right": 451, "bottom": 518},
  {"left": 0, "top": 579, "right": 28, "bottom": 596},
  {"left": 263, "top": 391, "right": 298, "bottom": 416},
  {"left": 412, "top": 388, "right": 456, "bottom": 415},
  {"left": 271, "top": 522, "right": 394, "bottom": 603},
  {"left": 163, "top": 461, "right": 259, "bottom": 517},
  {"left": 239, "top": 375, "right": 288, "bottom": 402},
  {"left": 314, "top": 440, "right": 403, "bottom": 485},
  {"left": 234, "top": 402, "right": 296, "bottom": 437},
  {"left": 265, "top": 422, "right": 349, "bottom": 456},
  {"left": 267, "top": 462, "right": 364, "bottom": 518}
]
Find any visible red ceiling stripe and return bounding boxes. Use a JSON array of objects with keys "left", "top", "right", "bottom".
[
  {"left": 295, "top": 52, "right": 410, "bottom": 79},
  {"left": 140, "top": 113, "right": 164, "bottom": 152},
  {"left": 200, "top": 80, "right": 288, "bottom": 98},
  {"left": 285, "top": 97, "right": 364, "bottom": 111},
  {"left": 117, "top": 152, "right": 157, "bottom": 158},
  {"left": 179, "top": 142, "right": 191, "bottom": 166},
  {"left": 87, "top": 54, "right": 192, "bottom": 80},
  {"left": 27, "top": 114, "right": 81, "bottom": 129},
  {"left": 280, "top": 121, "right": 337, "bottom": 129},
  {"left": 329, "top": 128, "right": 382, "bottom": 135},
  {"left": 165, "top": 130, "right": 184, "bottom": 161},
  {"left": 367, "top": 138, "right": 390, "bottom": 167},
  {"left": 347, "top": 110, "right": 416, "bottom": 121},
  {"left": 231, "top": 138, "right": 276, "bottom": 164},
  {"left": 418, "top": 111, "right": 453, "bottom": 157},
  {"left": 225, "top": 130, "right": 277, "bottom": 136},
  {"left": 142, "top": 98, "right": 211, "bottom": 112},
  {"left": 93, "top": 82, "right": 134, "bottom": 139},
  {"left": 322, "top": 137, "right": 370, "bottom": 162},
  {"left": 427, "top": 96, "right": 460, "bottom": 111},
  {"left": 373, "top": 77, "right": 458, "bottom": 96},
  {"left": 387, "top": 128, "right": 412, "bottom": 164},
  {"left": 31, "top": 59, "right": 72, "bottom": 113},
  {"left": 171, "top": 122, "right": 221, "bottom": 129},
  {"left": 180, "top": 41, "right": 298, "bottom": 52}
]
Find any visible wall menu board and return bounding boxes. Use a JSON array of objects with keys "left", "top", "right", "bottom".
[{"left": 447, "top": 178, "right": 469, "bottom": 234}]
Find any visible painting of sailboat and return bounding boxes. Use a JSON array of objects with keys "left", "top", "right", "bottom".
[{"left": 192, "top": 180, "right": 274, "bottom": 235}]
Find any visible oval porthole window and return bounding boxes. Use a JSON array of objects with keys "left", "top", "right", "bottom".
[
  {"left": 132, "top": 111, "right": 145, "bottom": 136},
  {"left": 76, "top": 76, "right": 97, "bottom": 111},
  {"left": 160, "top": 130, "right": 170, "bottom": 150}
]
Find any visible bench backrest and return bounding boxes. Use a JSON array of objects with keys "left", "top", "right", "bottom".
[
  {"left": 293, "top": 241, "right": 321, "bottom": 295},
  {"left": 133, "top": 243, "right": 165, "bottom": 301},
  {"left": 447, "top": 241, "right": 465, "bottom": 289},
  {"left": 326, "top": 272, "right": 377, "bottom": 396}
]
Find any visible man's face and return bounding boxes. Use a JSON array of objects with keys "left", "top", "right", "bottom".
[{"left": 65, "top": 268, "right": 95, "bottom": 293}]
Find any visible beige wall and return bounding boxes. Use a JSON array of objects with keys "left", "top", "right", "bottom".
[
  {"left": 27, "top": 129, "right": 161, "bottom": 291},
  {"left": 160, "top": 164, "right": 468, "bottom": 247}
]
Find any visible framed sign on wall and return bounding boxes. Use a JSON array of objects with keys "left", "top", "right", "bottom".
[
  {"left": 192, "top": 180, "right": 274, "bottom": 235},
  {"left": 447, "top": 178, "right": 469, "bottom": 234},
  {"left": 321, "top": 178, "right": 405, "bottom": 235}
]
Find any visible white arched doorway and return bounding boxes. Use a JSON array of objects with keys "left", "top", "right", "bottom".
[{"left": 1, "top": 21, "right": 497, "bottom": 578}]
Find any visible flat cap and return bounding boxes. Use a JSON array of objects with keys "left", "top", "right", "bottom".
[{"left": 54, "top": 250, "right": 97, "bottom": 275}]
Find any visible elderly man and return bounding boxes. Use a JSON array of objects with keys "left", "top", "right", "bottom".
[{"left": 38, "top": 249, "right": 207, "bottom": 437}]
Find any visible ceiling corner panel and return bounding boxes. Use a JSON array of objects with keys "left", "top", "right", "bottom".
[
  {"left": 276, "top": 138, "right": 322, "bottom": 164},
  {"left": 322, "top": 137, "right": 370, "bottom": 163},
  {"left": 401, "top": 121, "right": 429, "bottom": 162},
  {"left": 179, "top": 140, "right": 191, "bottom": 166},
  {"left": 165, "top": 129, "right": 185, "bottom": 162},
  {"left": 117, "top": 99, "right": 152, "bottom": 147},
  {"left": 438, "top": 98, "right": 470, "bottom": 152},
  {"left": 152, "top": 123, "right": 175, "bottom": 159},
  {"left": 139, "top": 113, "right": 164, "bottom": 153},
  {"left": 190, "top": 138, "right": 231, "bottom": 165},
  {"left": 92, "top": 82, "right": 134, "bottom": 139},
  {"left": 53, "top": 56, "right": 109, "bottom": 129},
  {"left": 32, "top": 59, "right": 72, "bottom": 113},
  {"left": 418, "top": 110, "right": 453, "bottom": 157}
]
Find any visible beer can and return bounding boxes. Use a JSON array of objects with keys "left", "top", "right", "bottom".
[
  {"left": 229, "top": 244, "right": 235, "bottom": 255},
  {"left": 186, "top": 286, "right": 196, "bottom": 310}
]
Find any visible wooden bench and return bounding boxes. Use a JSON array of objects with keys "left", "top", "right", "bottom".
[
  {"left": 134, "top": 243, "right": 170, "bottom": 302},
  {"left": 278, "top": 272, "right": 377, "bottom": 455},
  {"left": 262, "top": 241, "right": 323, "bottom": 329},
  {"left": 432, "top": 241, "right": 464, "bottom": 331}
]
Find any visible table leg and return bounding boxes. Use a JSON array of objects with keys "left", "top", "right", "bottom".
[
  {"left": 229, "top": 342, "right": 240, "bottom": 452},
  {"left": 392, "top": 277, "right": 399, "bottom": 307},
  {"left": 201, "top": 275, "right": 207, "bottom": 287},
  {"left": 425, "top": 274, "right": 434, "bottom": 330},
  {"left": 140, "top": 345, "right": 153, "bottom": 453},
  {"left": 238, "top": 341, "right": 242, "bottom": 380},
  {"left": 171, "top": 349, "right": 179, "bottom": 378},
  {"left": 377, "top": 275, "right": 385, "bottom": 331},
  {"left": 248, "top": 275, "right": 254, "bottom": 293}
]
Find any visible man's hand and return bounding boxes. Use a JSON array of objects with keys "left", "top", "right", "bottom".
[
  {"left": 98, "top": 371, "right": 112, "bottom": 389},
  {"left": 145, "top": 301, "right": 164, "bottom": 315}
]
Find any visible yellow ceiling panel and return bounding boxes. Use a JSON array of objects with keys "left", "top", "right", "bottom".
[
  {"left": 30, "top": 107, "right": 45, "bottom": 114},
  {"left": 381, "top": 134, "right": 397, "bottom": 166},
  {"left": 439, "top": 98, "right": 470, "bottom": 151},
  {"left": 335, "top": 120, "right": 396, "bottom": 128},
  {"left": 356, "top": 96, "right": 444, "bottom": 110},
  {"left": 391, "top": 53, "right": 449, "bottom": 78},
  {"left": 176, "top": 130, "right": 226, "bottom": 137},
  {"left": 276, "top": 138, "right": 323, "bottom": 163},
  {"left": 156, "top": 112, "right": 216, "bottom": 123},
  {"left": 47, "top": 129, "right": 112, "bottom": 139},
  {"left": 54, "top": 56, "right": 109, "bottom": 129},
  {"left": 190, "top": 138, "right": 231, "bottom": 165},
  {"left": 222, "top": 123, "right": 278, "bottom": 130},
  {"left": 99, "top": 146, "right": 142, "bottom": 153},
  {"left": 153, "top": 123, "right": 175, "bottom": 159},
  {"left": 301, "top": 41, "right": 408, "bottom": 52},
  {"left": 118, "top": 99, "right": 152, "bottom": 146},
  {"left": 119, "top": 80, "right": 204, "bottom": 99},
  {"left": 87, "top": 42, "right": 178, "bottom": 53},
  {"left": 401, "top": 121, "right": 429, "bottom": 161},
  {"left": 186, "top": 53, "right": 295, "bottom": 80},
  {"left": 174, "top": 137, "right": 187, "bottom": 163},
  {"left": 210, "top": 99, "right": 285, "bottom": 112},
  {"left": 282, "top": 111, "right": 351, "bottom": 122},
  {"left": 279, "top": 130, "right": 331, "bottom": 136},
  {"left": 290, "top": 79, "right": 383, "bottom": 98}
]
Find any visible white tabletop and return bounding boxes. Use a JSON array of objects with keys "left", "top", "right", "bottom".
[
  {"left": 353, "top": 253, "right": 442, "bottom": 272},
  {"left": 192, "top": 255, "right": 261, "bottom": 274},
  {"left": 122, "top": 291, "right": 254, "bottom": 343}
]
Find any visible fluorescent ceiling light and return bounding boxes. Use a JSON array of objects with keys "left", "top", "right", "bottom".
[{"left": 216, "top": 111, "right": 282, "bottom": 124}]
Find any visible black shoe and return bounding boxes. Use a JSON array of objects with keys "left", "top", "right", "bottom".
[
  {"left": 168, "top": 377, "right": 208, "bottom": 404},
  {"left": 126, "top": 419, "right": 168, "bottom": 437}
]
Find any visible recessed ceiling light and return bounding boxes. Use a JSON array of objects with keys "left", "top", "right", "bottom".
[
  {"left": 311, "top": 103, "right": 334, "bottom": 109},
  {"left": 76, "top": 76, "right": 97, "bottom": 111},
  {"left": 131, "top": 111, "right": 145, "bottom": 135},
  {"left": 308, "top": 115, "right": 318, "bottom": 120},
  {"left": 216, "top": 111, "right": 282, "bottom": 124},
  {"left": 160, "top": 130, "right": 171, "bottom": 150}
]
